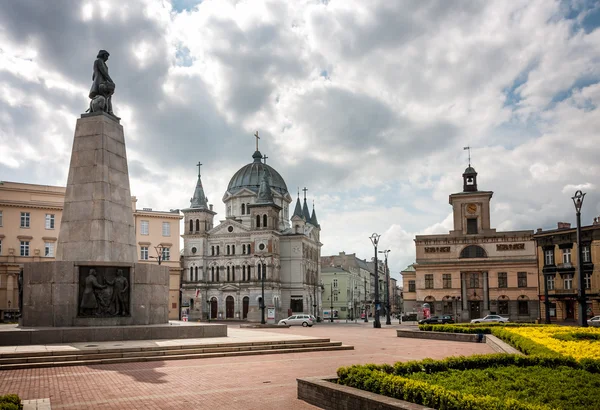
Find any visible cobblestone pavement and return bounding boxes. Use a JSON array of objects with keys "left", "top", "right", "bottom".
[{"left": 0, "top": 322, "right": 493, "bottom": 410}]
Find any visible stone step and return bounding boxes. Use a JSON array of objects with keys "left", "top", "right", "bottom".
[
  {"left": 0, "top": 343, "right": 353, "bottom": 370},
  {"left": 0, "top": 341, "right": 343, "bottom": 365}
]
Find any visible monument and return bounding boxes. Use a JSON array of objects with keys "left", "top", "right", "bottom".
[{"left": 0, "top": 51, "right": 226, "bottom": 345}]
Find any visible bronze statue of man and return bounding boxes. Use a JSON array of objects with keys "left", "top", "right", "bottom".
[
  {"left": 79, "top": 268, "right": 106, "bottom": 316},
  {"left": 88, "top": 49, "right": 117, "bottom": 117},
  {"left": 106, "top": 269, "right": 129, "bottom": 316}
]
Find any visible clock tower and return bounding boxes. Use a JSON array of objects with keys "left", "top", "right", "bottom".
[{"left": 449, "top": 166, "right": 495, "bottom": 236}]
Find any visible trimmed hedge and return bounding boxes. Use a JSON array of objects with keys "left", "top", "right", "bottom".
[
  {"left": 0, "top": 395, "right": 21, "bottom": 410},
  {"left": 337, "top": 354, "right": 600, "bottom": 410}
]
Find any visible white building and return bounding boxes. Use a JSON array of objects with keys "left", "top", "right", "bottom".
[{"left": 180, "top": 144, "right": 322, "bottom": 322}]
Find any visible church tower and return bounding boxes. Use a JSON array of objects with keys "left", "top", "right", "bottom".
[{"left": 181, "top": 162, "right": 216, "bottom": 284}]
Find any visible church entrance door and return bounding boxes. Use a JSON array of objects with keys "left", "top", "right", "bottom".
[
  {"left": 469, "top": 301, "right": 481, "bottom": 319},
  {"left": 210, "top": 298, "right": 218, "bottom": 319},
  {"left": 226, "top": 296, "right": 234, "bottom": 319},
  {"left": 243, "top": 296, "right": 249, "bottom": 319}
]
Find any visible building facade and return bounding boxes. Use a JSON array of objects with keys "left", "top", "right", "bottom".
[
  {"left": 180, "top": 145, "right": 322, "bottom": 322},
  {"left": 534, "top": 220, "right": 600, "bottom": 322},
  {"left": 411, "top": 166, "right": 539, "bottom": 322},
  {"left": 321, "top": 266, "right": 364, "bottom": 320},
  {"left": 0, "top": 182, "right": 183, "bottom": 320}
]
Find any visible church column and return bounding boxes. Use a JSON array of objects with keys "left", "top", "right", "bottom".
[{"left": 483, "top": 271, "right": 489, "bottom": 314}]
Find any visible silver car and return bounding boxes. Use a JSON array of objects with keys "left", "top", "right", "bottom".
[
  {"left": 588, "top": 316, "right": 600, "bottom": 327},
  {"left": 470, "top": 315, "right": 509, "bottom": 324},
  {"left": 278, "top": 314, "right": 314, "bottom": 327}
]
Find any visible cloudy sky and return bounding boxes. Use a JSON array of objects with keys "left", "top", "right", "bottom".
[{"left": 1, "top": 0, "right": 599, "bottom": 282}]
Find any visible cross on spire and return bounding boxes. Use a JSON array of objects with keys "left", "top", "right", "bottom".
[
  {"left": 196, "top": 161, "right": 202, "bottom": 177},
  {"left": 302, "top": 187, "right": 308, "bottom": 200},
  {"left": 254, "top": 131, "right": 260, "bottom": 151},
  {"left": 463, "top": 146, "right": 471, "bottom": 167}
]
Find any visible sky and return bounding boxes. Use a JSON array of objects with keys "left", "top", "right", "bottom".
[{"left": 1, "top": 0, "right": 600, "bottom": 283}]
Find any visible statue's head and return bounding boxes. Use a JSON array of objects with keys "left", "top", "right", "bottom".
[
  {"left": 90, "top": 269, "right": 97, "bottom": 276},
  {"left": 97, "top": 49, "right": 110, "bottom": 61},
  {"left": 116, "top": 269, "right": 123, "bottom": 276}
]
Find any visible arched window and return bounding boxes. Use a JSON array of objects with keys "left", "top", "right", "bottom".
[
  {"left": 227, "top": 266, "right": 230, "bottom": 282},
  {"left": 189, "top": 219, "right": 193, "bottom": 233},
  {"left": 242, "top": 244, "right": 246, "bottom": 254},
  {"left": 194, "top": 266, "right": 198, "bottom": 282},
  {"left": 227, "top": 245, "right": 230, "bottom": 255},
  {"left": 211, "top": 266, "right": 215, "bottom": 282},
  {"left": 216, "top": 266, "right": 220, "bottom": 282},
  {"left": 242, "top": 203, "right": 246, "bottom": 215},
  {"left": 242, "top": 265, "right": 246, "bottom": 281},
  {"left": 256, "top": 215, "right": 261, "bottom": 228},
  {"left": 189, "top": 267, "right": 193, "bottom": 281},
  {"left": 263, "top": 264, "right": 267, "bottom": 279},
  {"left": 217, "top": 246, "right": 220, "bottom": 255},
  {"left": 232, "top": 245, "right": 235, "bottom": 255},
  {"left": 211, "top": 246, "right": 215, "bottom": 256},
  {"left": 257, "top": 264, "right": 262, "bottom": 279},
  {"left": 196, "top": 219, "right": 200, "bottom": 231},
  {"left": 460, "top": 245, "right": 487, "bottom": 258},
  {"left": 247, "top": 266, "right": 251, "bottom": 281},
  {"left": 232, "top": 266, "right": 235, "bottom": 281},
  {"left": 263, "top": 214, "right": 267, "bottom": 228}
]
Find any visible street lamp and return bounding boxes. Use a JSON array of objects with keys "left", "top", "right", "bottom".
[
  {"left": 255, "top": 253, "right": 267, "bottom": 324},
  {"left": 150, "top": 245, "right": 165, "bottom": 265},
  {"left": 363, "top": 276, "right": 368, "bottom": 322},
  {"left": 369, "top": 233, "right": 382, "bottom": 329},
  {"left": 379, "top": 249, "right": 391, "bottom": 325},
  {"left": 572, "top": 190, "right": 587, "bottom": 327}
]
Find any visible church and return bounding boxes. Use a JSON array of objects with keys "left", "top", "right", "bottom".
[{"left": 180, "top": 136, "right": 322, "bottom": 322}]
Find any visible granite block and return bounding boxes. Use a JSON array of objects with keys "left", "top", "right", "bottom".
[
  {"left": 150, "top": 326, "right": 179, "bottom": 340},
  {"left": 52, "top": 284, "right": 76, "bottom": 306},
  {"left": 90, "top": 219, "right": 111, "bottom": 242},
  {"left": 203, "top": 325, "right": 227, "bottom": 338},
  {"left": 62, "top": 328, "right": 94, "bottom": 343},
  {"left": 179, "top": 325, "right": 204, "bottom": 339},
  {"left": 91, "top": 240, "right": 111, "bottom": 262},
  {"left": 108, "top": 151, "right": 127, "bottom": 173},
  {"left": 0, "top": 331, "right": 30, "bottom": 346},
  {"left": 93, "top": 327, "right": 124, "bottom": 342},
  {"left": 53, "top": 261, "right": 76, "bottom": 283},
  {"left": 30, "top": 329, "right": 64, "bottom": 345},
  {"left": 122, "top": 326, "right": 152, "bottom": 340},
  {"left": 73, "top": 134, "right": 103, "bottom": 151},
  {"left": 22, "top": 305, "right": 53, "bottom": 327},
  {"left": 151, "top": 285, "right": 168, "bottom": 303},
  {"left": 75, "top": 119, "right": 104, "bottom": 138},
  {"left": 53, "top": 304, "right": 74, "bottom": 327},
  {"left": 133, "top": 264, "right": 150, "bottom": 284},
  {"left": 28, "top": 283, "right": 52, "bottom": 307},
  {"left": 149, "top": 305, "right": 167, "bottom": 324},
  {"left": 131, "top": 304, "right": 150, "bottom": 324}
]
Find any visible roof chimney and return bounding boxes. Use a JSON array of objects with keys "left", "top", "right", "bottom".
[{"left": 557, "top": 222, "right": 571, "bottom": 229}]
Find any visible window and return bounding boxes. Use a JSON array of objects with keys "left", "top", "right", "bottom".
[
  {"left": 544, "top": 249, "right": 554, "bottom": 266},
  {"left": 0, "top": 210, "right": 2, "bottom": 226},
  {"left": 256, "top": 215, "right": 261, "bottom": 228},
  {"left": 333, "top": 293, "right": 338, "bottom": 302},
  {"left": 194, "top": 267, "right": 199, "bottom": 282},
  {"left": 242, "top": 244, "right": 246, "bottom": 255},
  {"left": 20, "top": 241, "right": 30, "bottom": 256},
  {"left": 45, "top": 214, "right": 55, "bottom": 229},
  {"left": 162, "top": 247, "right": 170, "bottom": 261},
  {"left": 518, "top": 272, "right": 527, "bottom": 288},
  {"left": 263, "top": 214, "right": 267, "bottom": 228},
  {"left": 498, "top": 301, "right": 509, "bottom": 315},
  {"left": 242, "top": 265, "right": 246, "bottom": 281},
  {"left": 518, "top": 301, "right": 529, "bottom": 315},
  {"left": 211, "top": 246, "right": 215, "bottom": 256},
  {"left": 196, "top": 219, "right": 200, "bottom": 231},
  {"left": 232, "top": 245, "right": 235, "bottom": 255},
  {"left": 241, "top": 203, "right": 245, "bottom": 215},
  {"left": 216, "top": 266, "right": 220, "bottom": 282},
  {"left": 442, "top": 274, "right": 452, "bottom": 289},
  {"left": 546, "top": 275, "right": 555, "bottom": 291},
  {"left": 460, "top": 245, "right": 486, "bottom": 258},
  {"left": 443, "top": 301, "right": 453, "bottom": 314},
  {"left": 408, "top": 280, "right": 416, "bottom": 292},
  {"left": 562, "top": 248, "right": 571, "bottom": 264},
  {"left": 469, "top": 273, "right": 479, "bottom": 288},
  {"left": 140, "top": 246, "right": 148, "bottom": 260},
  {"left": 227, "top": 266, "right": 230, "bottom": 282},
  {"left": 20, "top": 212, "right": 30, "bottom": 228},
  {"left": 140, "top": 220, "right": 149, "bottom": 235},
  {"left": 231, "top": 266, "right": 235, "bottom": 282},
  {"left": 44, "top": 242, "right": 54, "bottom": 257},
  {"left": 217, "top": 246, "right": 220, "bottom": 255},
  {"left": 211, "top": 266, "right": 215, "bottom": 282},
  {"left": 189, "top": 219, "right": 193, "bottom": 233},
  {"left": 0, "top": 239, "right": 2, "bottom": 255},
  {"left": 584, "top": 273, "right": 592, "bottom": 290},
  {"left": 425, "top": 274, "right": 434, "bottom": 289},
  {"left": 582, "top": 245, "right": 591, "bottom": 263},
  {"left": 549, "top": 302, "right": 556, "bottom": 317},
  {"left": 564, "top": 274, "right": 573, "bottom": 290},
  {"left": 333, "top": 279, "right": 338, "bottom": 288},
  {"left": 466, "top": 218, "right": 478, "bottom": 234},
  {"left": 162, "top": 222, "right": 170, "bottom": 236},
  {"left": 227, "top": 245, "right": 230, "bottom": 255},
  {"left": 498, "top": 272, "right": 507, "bottom": 288}
]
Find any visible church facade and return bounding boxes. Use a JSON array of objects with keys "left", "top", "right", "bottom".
[{"left": 180, "top": 144, "right": 322, "bottom": 322}]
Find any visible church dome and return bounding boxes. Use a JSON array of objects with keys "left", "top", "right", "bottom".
[{"left": 227, "top": 151, "right": 289, "bottom": 196}]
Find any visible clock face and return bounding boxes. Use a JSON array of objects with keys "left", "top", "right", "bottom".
[{"left": 466, "top": 203, "right": 477, "bottom": 214}]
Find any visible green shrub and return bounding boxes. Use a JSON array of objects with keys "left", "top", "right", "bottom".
[
  {"left": 552, "top": 332, "right": 600, "bottom": 342},
  {"left": 0, "top": 395, "right": 21, "bottom": 410}
]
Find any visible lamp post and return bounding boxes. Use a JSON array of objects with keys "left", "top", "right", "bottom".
[
  {"left": 572, "top": 190, "right": 587, "bottom": 327},
  {"left": 255, "top": 254, "right": 266, "bottom": 324},
  {"left": 151, "top": 245, "right": 164, "bottom": 265},
  {"left": 379, "top": 249, "right": 391, "bottom": 325},
  {"left": 363, "top": 276, "right": 368, "bottom": 322},
  {"left": 369, "top": 233, "right": 382, "bottom": 328}
]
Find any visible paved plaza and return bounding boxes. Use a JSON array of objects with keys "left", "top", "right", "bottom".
[{"left": 0, "top": 322, "right": 493, "bottom": 409}]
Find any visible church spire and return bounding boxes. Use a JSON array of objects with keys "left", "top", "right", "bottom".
[
  {"left": 292, "top": 188, "right": 304, "bottom": 219},
  {"left": 310, "top": 200, "right": 320, "bottom": 228},
  {"left": 190, "top": 161, "right": 209, "bottom": 209},
  {"left": 302, "top": 187, "right": 311, "bottom": 221}
]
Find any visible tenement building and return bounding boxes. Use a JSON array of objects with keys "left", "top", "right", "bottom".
[
  {"left": 408, "top": 166, "right": 538, "bottom": 322},
  {"left": 0, "top": 181, "right": 183, "bottom": 320},
  {"left": 534, "top": 219, "right": 600, "bottom": 322},
  {"left": 180, "top": 140, "right": 322, "bottom": 322}
]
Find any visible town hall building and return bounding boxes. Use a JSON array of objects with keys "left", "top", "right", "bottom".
[{"left": 180, "top": 138, "right": 322, "bottom": 322}]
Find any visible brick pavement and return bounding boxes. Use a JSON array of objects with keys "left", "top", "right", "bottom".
[{"left": 0, "top": 322, "right": 493, "bottom": 410}]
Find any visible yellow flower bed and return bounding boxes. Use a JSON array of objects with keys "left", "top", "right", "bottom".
[{"left": 505, "top": 326, "right": 600, "bottom": 360}]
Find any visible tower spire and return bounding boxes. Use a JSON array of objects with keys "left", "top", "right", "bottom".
[
  {"left": 463, "top": 146, "right": 471, "bottom": 167},
  {"left": 190, "top": 161, "right": 208, "bottom": 209},
  {"left": 302, "top": 187, "right": 311, "bottom": 221}
]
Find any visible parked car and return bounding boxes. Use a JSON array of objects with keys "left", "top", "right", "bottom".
[
  {"left": 470, "top": 315, "right": 509, "bottom": 324},
  {"left": 278, "top": 314, "right": 314, "bottom": 327},
  {"left": 418, "top": 315, "right": 455, "bottom": 325},
  {"left": 588, "top": 316, "right": 600, "bottom": 327}
]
